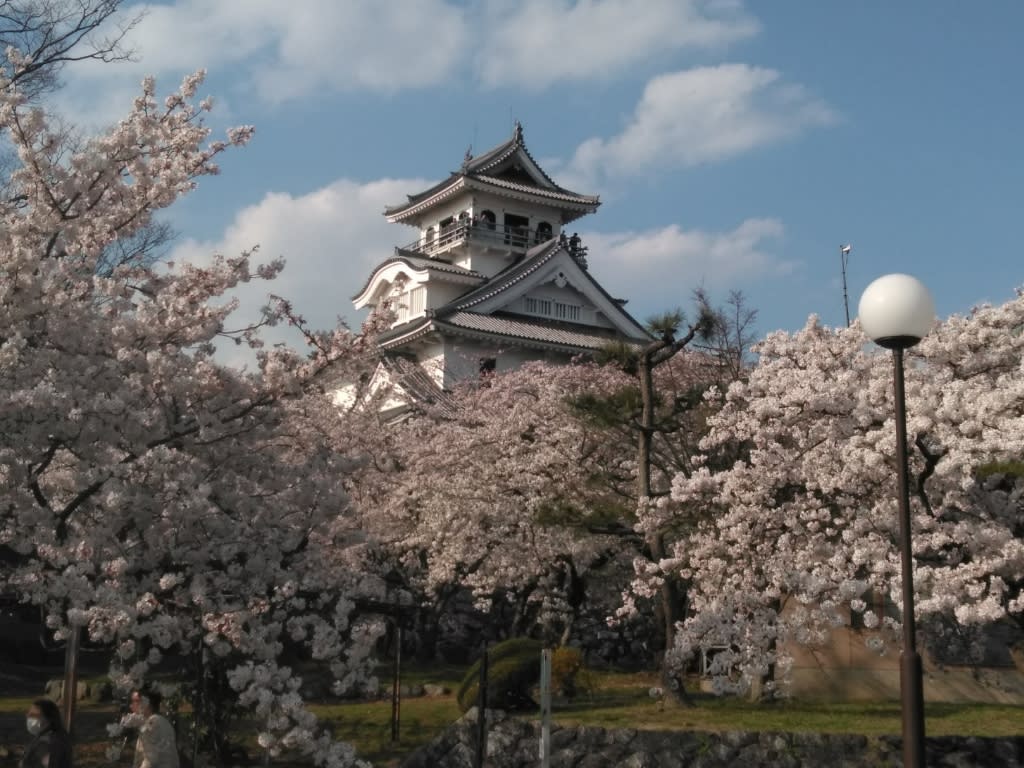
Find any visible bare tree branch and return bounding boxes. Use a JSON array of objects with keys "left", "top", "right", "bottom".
[{"left": 1, "top": 0, "right": 139, "bottom": 101}]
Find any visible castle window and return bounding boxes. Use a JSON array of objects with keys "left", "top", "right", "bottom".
[
  {"left": 478, "top": 210, "right": 496, "bottom": 229},
  {"left": 409, "top": 286, "right": 426, "bottom": 315},
  {"left": 395, "top": 286, "right": 426, "bottom": 323}
]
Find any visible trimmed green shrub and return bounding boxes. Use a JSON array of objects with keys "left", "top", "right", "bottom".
[
  {"left": 551, "top": 645, "right": 586, "bottom": 698},
  {"left": 977, "top": 459, "right": 1024, "bottom": 479},
  {"left": 456, "top": 637, "right": 543, "bottom": 713}
]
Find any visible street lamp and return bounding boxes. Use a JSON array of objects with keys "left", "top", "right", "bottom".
[
  {"left": 840, "top": 244, "right": 853, "bottom": 327},
  {"left": 858, "top": 273, "right": 935, "bottom": 768}
]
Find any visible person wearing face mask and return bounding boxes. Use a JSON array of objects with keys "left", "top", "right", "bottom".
[
  {"left": 20, "top": 699, "right": 73, "bottom": 768},
  {"left": 130, "top": 689, "right": 179, "bottom": 768}
]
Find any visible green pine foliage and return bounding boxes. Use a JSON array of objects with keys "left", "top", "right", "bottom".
[
  {"left": 551, "top": 646, "right": 590, "bottom": 698},
  {"left": 976, "top": 460, "right": 1024, "bottom": 479},
  {"left": 456, "top": 638, "right": 544, "bottom": 713}
]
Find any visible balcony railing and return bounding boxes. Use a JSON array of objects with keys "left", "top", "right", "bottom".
[{"left": 400, "top": 220, "right": 558, "bottom": 257}]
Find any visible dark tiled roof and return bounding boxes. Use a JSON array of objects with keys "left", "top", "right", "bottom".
[
  {"left": 390, "top": 250, "right": 484, "bottom": 277},
  {"left": 375, "top": 317, "right": 434, "bottom": 347},
  {"left": 462, "top": 136, "right": 518, "bottom": 175},
  {"left": 439, "top": 312, "right": 628, "bottom": 351},
  {"left": 385, "top": 173, "right": 463, "bottom": 215},
  {"left": 373, "top": 309, "right": 630, "bottom": 356},
  {"left": 384, "top": 125, "right": 596, "bottom": 219},
  {"left": 474, "top": 175, "right": 598, "bottom": 205},
  {"left": 464, "top": 123, "right": 579, "bottom": 196}
]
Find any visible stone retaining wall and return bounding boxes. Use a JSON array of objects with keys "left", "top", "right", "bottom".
[{"left": 401, "top": 709, "right": 1024, "bottom": 768}]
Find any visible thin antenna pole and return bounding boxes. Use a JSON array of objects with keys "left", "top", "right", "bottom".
[{"left": 840, "top": 244, "right": 853, "bottom": 327}]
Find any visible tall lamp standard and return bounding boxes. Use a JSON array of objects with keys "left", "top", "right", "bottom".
[
  {"left": 858, "top": 273, "right": 935, "bottom": 768},
  {"left": 840, "top": 244, "right": 853, "bottom": 327}
]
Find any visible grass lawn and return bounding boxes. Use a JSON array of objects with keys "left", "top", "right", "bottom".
[
  {"left": 313, "top": 696, "right": 461, "bottom": 768},
  {"left": 314, "top": 666, "right": 1024, "bottom": 764},
  {"left": 2, "top": 664, "right": 1022, "bottom": 768},
  {"left": 546, "top": 668, "right": 1024, "bottom": 737}
]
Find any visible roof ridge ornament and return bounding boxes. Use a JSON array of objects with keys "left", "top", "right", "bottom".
[
  {"left": 462, "top": 144, "right": 472, "bottom": 171},
  {"left": 513, "top": 119, "right": 524, "bottom": 144}
]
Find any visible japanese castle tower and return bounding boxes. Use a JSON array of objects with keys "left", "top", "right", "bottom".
[{"left": 353, "top": 123, "right": 650, "bottom": 413}]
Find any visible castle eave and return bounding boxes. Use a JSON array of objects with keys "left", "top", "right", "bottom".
[{"left": 437, "top": 311, "right": 633, "bottom": 353}]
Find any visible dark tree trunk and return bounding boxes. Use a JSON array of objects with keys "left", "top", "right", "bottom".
[{"left": 638, "top": 344, "right": 694, "bottom": 706}]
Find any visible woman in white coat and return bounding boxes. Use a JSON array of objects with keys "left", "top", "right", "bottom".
[{"left": 130, "top": 690, "right": 179, "bottom": 768}]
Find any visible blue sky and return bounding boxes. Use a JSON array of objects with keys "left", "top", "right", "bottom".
[{"left": 55, "top": 1, "right": 1024, "bottom": 354}]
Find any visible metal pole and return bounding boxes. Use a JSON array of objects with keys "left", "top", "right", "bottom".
[
  {"left": 892, "top": 347, "right": 926, "bottom": 768},
  {"left": 192, "top": 644, "right": 204, "bottom": 768},
  {"left": 61, "top": 624, "right": 80, "bottom": 735},
  {"left": 840, "top": 245, "right": 852, "bottom": 327},
  {"left": 539, "top": 649, "right": 551, "bottom": 768},
  {"left": 391, "top": 622, "right": 402, "bottom": 743},
  {"left": 474, "top": 645, "right": 488, "bottom": 768}
]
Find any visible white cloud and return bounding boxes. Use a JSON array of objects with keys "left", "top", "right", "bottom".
[
  {"left": 246, "top": 0, "right": 467, "bottom": 101},
  {"left": 477, "top": 0, "right": 758, "bottom": 88},
  {"left": 168, "top": 177, "right": 429, "bottom": 365},
  {"left": 565, "top": 64, "right": 837, "bottom": 187},
  {"left": 56, "top": 0, "right": 467, "bottom": 122},
  {"left": 581, "top": 217, "right": 793, "bottom": 316},
  {"left": 52, "top": 0, "right": 764, "bottom": 125}
]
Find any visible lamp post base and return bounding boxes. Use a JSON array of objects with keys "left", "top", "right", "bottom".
[{"left": 900, "top": 650, "right": 926, "bottom": 768}]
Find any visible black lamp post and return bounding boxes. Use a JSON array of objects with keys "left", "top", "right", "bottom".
[{"left": 858, "top": 273, "right": 935, "bottom": 768}]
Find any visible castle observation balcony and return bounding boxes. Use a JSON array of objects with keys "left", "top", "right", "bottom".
[{"left": 401, "top": 218, "right": 559, "bottom": 258}]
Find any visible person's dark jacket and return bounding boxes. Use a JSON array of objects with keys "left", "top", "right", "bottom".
[{"left": 20, "top": 727, "right": 73, "bottom": 768}]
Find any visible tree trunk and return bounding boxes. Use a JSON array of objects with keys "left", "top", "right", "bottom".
[{"left": 638, "top": 351, "right": 693, "bottom": 706}]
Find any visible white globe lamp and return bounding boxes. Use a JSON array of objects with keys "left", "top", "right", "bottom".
[{"left": 858, "top": 273, "right": 935, "bottom": 349}]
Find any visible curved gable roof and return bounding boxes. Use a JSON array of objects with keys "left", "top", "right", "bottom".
[
  {"left": 352, "top": 251, "right": 485, "bottom": 307},
  {"left": 434, "top": 239, "right": 650, "bottom": 341},
  {"left": 384, "top": 123, "right": 598, "bottom": 223}
]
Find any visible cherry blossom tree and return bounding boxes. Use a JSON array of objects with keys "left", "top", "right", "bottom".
[
  {"left": 573, "top": 293, "right": 755, "bottom": 701},
  {"left": 361, "top": 361, "right": 643, "bottom": 648},
  {"left": 1, "top": 61, "right": 387, "bottom": 767},
  {"left": 361, "top": 328, "right": 749, "bottom": 661},
  {"left": 349, "top": 288, "right": 756, "bottom": 665},
  {"left": 642, "top": 298, "right": 1024, "bottom": 696}
]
